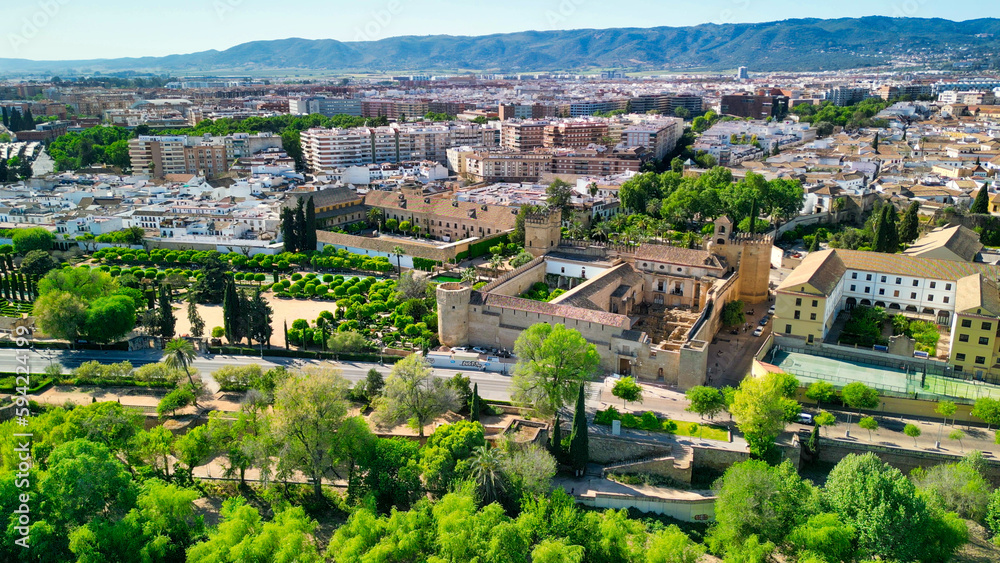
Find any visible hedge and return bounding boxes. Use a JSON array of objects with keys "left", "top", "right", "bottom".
[
  {"left": 456, "top": 233, "right": 509, "bottom": 262},
  {"left": 0, "top": 375, "right": 53, "bottom": 394},
  {"left": 0, "top": 340, "right": 130, "bottom": 351},
  {"left": 412, "top": 257, "right": 442, "bottom": 272},
  {"left": 207, "top": 346, "right": 404, "bottom": 363}
]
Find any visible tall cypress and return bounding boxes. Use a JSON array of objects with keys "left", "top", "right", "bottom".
[
  {"left": 158, "top": 285, "right": 175, "bottom": 339},
  {"left": 223, "top": 279, "right": 240, "bottom": 345},
  {"left": 471, "top": 383, "right": 481, "bottom": 422},
  {"left": 283, "top": 320, "right": 289, "bottom": 351},
  {"left": 294, "top": 198, "right": 307, "bottom": 253},
  {"left": 23, "top": 107, "right": 34, "bottom": 130},
  {"left": 971, "top": 185, "right": 990, "bottom": 214},
  {"left": 280, "top": 207, "right": 297, "bottom": 253},
  {"left": 569, "top": 384, "right": 589, "bottom": 477},
  {"left": 899, "top": 201, "right": 920, "bottom": 243},
  {"left": 549, "top": 415, "right": 562, "bottom": 460},
  {"left": 747, "top": 198, "right": 759, "bottom": 234},
  {"left": 304, "top": 196, "right": 317, "bottom": 252},
  {"left": 1, "top": 107, "right": 8, "bottom": 128},
  {"left": 9, "top": 110, "right": 20, "bottom": 133}
]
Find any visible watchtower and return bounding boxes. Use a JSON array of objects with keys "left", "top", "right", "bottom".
[
  {"left": 524, "top": 209, "right": 563, "bottom": 257},
  {"left": 436, "top": 282, "right": 472, "bottom": 348}
]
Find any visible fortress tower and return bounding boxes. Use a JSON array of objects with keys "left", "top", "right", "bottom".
[
  {"left": 735, "top": 232, "right": 774, "bottom": 305},
  {"left": 524, "top": 209, "right": 563, "bottom": 257},
  {"left": 436, "top": 282, "right": 472, "bottom": 348}
]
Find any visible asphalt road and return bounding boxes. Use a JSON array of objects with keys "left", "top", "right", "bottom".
[{"left": 0, "top": 348, "right": 517, "bottom": 401}]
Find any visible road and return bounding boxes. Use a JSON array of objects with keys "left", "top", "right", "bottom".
[{"left": 0, "top": 348, "right": 516, "bottom": 401}]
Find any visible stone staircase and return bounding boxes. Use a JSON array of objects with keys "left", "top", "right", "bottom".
[{"left": 601, "top": 442, "right": 695, "bottom": 484}]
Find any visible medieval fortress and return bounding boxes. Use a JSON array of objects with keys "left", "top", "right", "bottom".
[{"left": 437, "top": 211, "right": 772, "bottom": 389}]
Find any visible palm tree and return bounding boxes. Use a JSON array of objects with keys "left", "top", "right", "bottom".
[
  {"left": 489, "top": 254, "right": 504, "bottom": 278},
  {"left": 461, "top": 267, "right": 477, "bottom": 286},
  {"left": 469, "top": 445, "right": 506, "bottom": 506},
  {"left": 366, "top": 208, "right": 383, "bottom": 230},
  {"left": 392, "top": 246, "right": 405, "bottom": 277},
  {"left": 588, "top": 182, "right": 599, "bottom": 198},
  {"left": 163, "top": 338, "right": 199, "bottom": 407}
]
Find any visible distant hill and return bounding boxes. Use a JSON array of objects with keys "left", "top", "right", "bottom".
[{"left": 2, "top": 17, "right": 1000, "bottom": 74}]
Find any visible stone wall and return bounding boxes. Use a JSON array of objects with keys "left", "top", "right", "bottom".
[
  {"left": 611, "top": 457, "right": 693, "bottom": 484},
  {"left": 815, "top": 437, "right": 1000, "bottom": 485},
  {"left": 589, "top": 434, "right": 673, "bottom": 465},
  {"left": 579, "top": 492, "right": 716, "bottom": 523},
  {"left": 487, "top": 259, "right": 547, "bottom": 297}
]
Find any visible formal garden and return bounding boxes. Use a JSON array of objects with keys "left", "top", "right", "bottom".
[{"left": 838, "top": 305, "right": 942, "bottom": 354}]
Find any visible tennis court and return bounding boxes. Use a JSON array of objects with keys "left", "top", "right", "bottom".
[{"left": 771, "top": 349, "right": 1000, "bottom": 401}]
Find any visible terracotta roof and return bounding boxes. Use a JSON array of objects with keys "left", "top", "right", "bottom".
[
  {"left": 365, "top": 189, "right": 518, "bottom": 231},
  {"left": 780, "top": 248, "right": 1000, "bottom": 297},
  {"left": 470, "top": 291, "right": 632, "bottom": 328},
  {"left": 634, "top": 244, "right": 724, "bottom": 270},
  {"left": 956, "top": 274, "right": 1000, "bottom": 317},
  {"left": 286, "top": 187, "right": 361, "bottom": 209},
  {"left": 904, "top": 225, "right": 983, "bottom": 262}
]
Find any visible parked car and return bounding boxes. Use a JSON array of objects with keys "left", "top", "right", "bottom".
[
  {"left": 451, "top": 347, "right": 468, "bottom": 353},
  {"left": 798, "top": 413, "right": 815, "bottom": 425},
  {"left": 753, "top": 326, "right": 764, "bottom": 337},
  {"left": 472, "top": 347, "right": 487, "bottom": 354},
  {"left": 759, "top": 315, "right": 769, "bottom": 326},
  {"left": 768, "top": 305, "right": 775, "bottom": 315}
]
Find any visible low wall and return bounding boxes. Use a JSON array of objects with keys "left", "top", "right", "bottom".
[
  {"left": 611, "top": 457, "right": 692, "bottom": 484},
  {"left": 815, "top": 437, "right": 1000, "bottom": 485},
  {"left": 317, "top": 230, "right": 473, "bottom": 264},
  {"left": 579, "top": 492, "right": 716, "bottom": 523},
  {"left": 589, "top": 434, "right": 672, "bottom": 465}
]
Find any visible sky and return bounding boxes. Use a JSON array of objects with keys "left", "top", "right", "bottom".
[{"left": 4, "top": 0, "right": 1000, "bottom": 61}]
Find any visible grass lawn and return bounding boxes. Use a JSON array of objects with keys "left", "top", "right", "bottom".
[{"left": 672, "top": 422, "right": 729, "bottom": 442}]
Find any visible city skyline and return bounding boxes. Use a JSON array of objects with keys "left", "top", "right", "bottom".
[{"left": 4, "top": 0, "right": 1000, "bottom": 61}]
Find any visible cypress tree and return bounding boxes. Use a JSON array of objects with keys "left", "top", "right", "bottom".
[
  {"left": 223, "top": 279, "right": 240, "bottom": 345},
  {"left": 1, "top": 107, "right": 8, "bottom": 128},
  {"left": 23, "top": 107, "right": 34, "bottom": 129},
  {"left": 158, "top": 285, "right": 175, "bottom": 339},
  {"left": 280, "top": 207, "right": 297, "bottom": 253},
  {"left": 871, "top": 132, "right": 879, "bottom": 153},
  {"left": 9, "top": 109, "right": 20, "bottom": 133},
  {"left": 808, "top": 233, "right": 820, "bottom": 253},
  {"left": 0, "top": 159, "right": 7, "bottom": 185},
  {"left": 294, "top": 198, "right": 306, "bottom": 253},
  {"left": 899, "top": 201, "right": 920, "bottom": 243},
  {"left": 471, "top": 382, "right": 481, "bottom": 422},
  {"left": 283, "top": 319, "right": 289, "bottom": 350},
  {"left": 304, "top": 196, "right": 317, "bottom": 252},
  {"left": 549, "top": 415, "right": 562, "bottom": 460},
  {"left": 971, "top": 185, "right": 990, "bottom": 214},
  {"left": 747, "top": 198, "right": 759, "bottom": 234},
  {"left": 569, "top": 384, "right": 589, "bottom": 477}
]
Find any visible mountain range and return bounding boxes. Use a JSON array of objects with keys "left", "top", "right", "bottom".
[{"left": 2, "top": 17, "right": 999, "bottom": 75}]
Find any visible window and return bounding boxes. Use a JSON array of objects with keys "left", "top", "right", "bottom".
[
  {"left": 944, "top": 297, "right": 950, "bottom": 304},
  {"left": 795, "top": 298, "right": 802, "bottom": 306},
  {"left": 928, "top": 295, "right": 934, "bottom": 302},
  {"left": 946, "top": 283, "right": 952, "bottom": 290},
  {"left": 866, "top": 274, "right": 873, "bottom": 281},
  {"left": 960, "top": 334, "right": 970, "bottom": 342},
  {"left": 794, "top": 311, "right": 801, "bottom": 320},
  {"left": 879, "top": 289, "right": 885, "bottom": 296},
  {"left": 812, "top": 300, "right": 818, "bottom": 307},
  {"left": 930, "top": 282, "right": 936, "bottom": 289},
  {"left": 911, "top": 292, "right": 917, "bottom": 299},
  {"left": 976, "top": 356, "right": 987, "bottom": 365},
  {"left": 810, "top": 313, "right": 817, "bottom": 320},
  {"left": 896, "top": 277, "right": 902, "bottom": 284},
  {"left": 962, "top": 319, "right": 972, "bottom": 328},
  {"left": 980, "top": 337, "right": 990, "bottom": 346},
  {"left": 893, "top": 290, "right": 900, "bottom": 298},
  {"left": 881, "top": 276, "right": 887, "bottom": 283},
  {"left": 913, "top": 280, "right": 919, "bottom": 287},
  {"left": 984, "top": 322, "right": 993, "bottom": 331},
  {"left": 864, "top": 287, "right": 870, "bottom": 293},
  {"left": 785, "top": 324, "right": 792, "bottom": 333},
  {"left": 851, "top": 272, "right": 858, "bottom": 279},
  {"left": 956, "top": 353, "right": 967, "bottom": 361},
  {"left": 850, "top": 285, "right": 856, "bottom": 292}
]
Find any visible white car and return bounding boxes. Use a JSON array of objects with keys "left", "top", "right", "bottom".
[
  {"left": 753, "top": 326, "right": 764, "bottom": 337},
  {"left": 451, "top": 347, "right": 468, "bottom": 353},
  {"left": 768, "top": 305, "right": 775, "bottom": 315},
  {"left": 472, "top": 347, "right": 487, "bottom": 354}
]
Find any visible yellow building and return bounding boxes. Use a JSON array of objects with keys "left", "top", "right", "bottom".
[
  {"left": 950, "top": 274, "right": 1000, "bottom": 380},
  {"left": 774, "top": 251, "right": 843, "bottom": 344}
]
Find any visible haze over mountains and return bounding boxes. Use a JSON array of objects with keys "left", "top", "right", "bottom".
[{"left": 2, "top": 16, "right": 999, "bottom": 74}]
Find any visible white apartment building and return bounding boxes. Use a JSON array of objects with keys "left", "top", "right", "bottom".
[
  {"left": 622, "top": 117, "right": 683, "bottom": 160},
  {"left": 938, "top": 90, "right": 997, "bottom": 106}
]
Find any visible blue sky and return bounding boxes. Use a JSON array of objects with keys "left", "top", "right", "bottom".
[{"left": 4, "top": 0, "right": 999, "bottom": 60}]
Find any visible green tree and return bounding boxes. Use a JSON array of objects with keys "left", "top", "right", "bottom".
[
  {"left": 899, "top": 200, "right": 920, "bottom": 243},
  {"left": 188, "top": 300, "right": 205, "bottom": 338},
  {"left": 470, "top": 445, "right": 508, "bottom": 507},
  {"left": 374, "top": 353, "right": 456, "bottom": 437},
  {"left": 186, "top": 499, "right": 321, "bottom": 562},
  {"left": 470, "top": 382, "right": 482, "bottom": 422},
  {"left": 904, "top": 423, "right": 922, "bottom": 446},
  {"left": 612, "top": 376, "right": 643, "bottom": 409},
  {"left": 721, "top": 300, "right": 745, "bottom": 327},
  {"left": 646, "top": 525, "right": 705, "bottom": 563},
  {"left": 12, "top": 227, "right": 54, "bottom": 255},
  {"left": 785, "top": 513, "right": 856, "bottom": 563},
  {"left": 20, "top": 249, "right": 56, "bottom": 277},
  {"left": 162, "top": 338, "right": 199, "bottom": 406},
  {"left": 418, "top": 420, "right": 485, "bottom": 493},
  {"left": 972, "top": 397, "right": 1000, "bottom": 429},
  {"left": 83, "top": 295, "right": 137, "bottom": 345},
  {"left": 841, "top": 381, "right": 879, "bottom": 432},
  {"left": 271, "top": 368, "right": 352, "bottom": 499},
  {"left": 707, "top": 459, "right": 814, "bottom": 555},
  {"left": 546, "top": 178, "right": 575, "bottom": 220},
  {"left": 971, "top": 185, "right": 990, "bottom": 214},
  {"left": 568, "top": 384, "right": 588, "bottom": 476},
  {"left": 511, "top": 323, "right": 600, "bottom": 419},
  {"left": 40, "top": 439, "right": 137, "bottom": 527},
  {"left": 730, "top": 373, "right": 798, "bottom": 459},
  {"left": 805, "top": 381, "right": 835, "bottom": 408},
  {"left": 157, "top": 285, "right": 175, "bottom": 340},
  {"left": 915, "top": 453, "right": 992, "bottom": 521},
  {"left": 872, "top": 205, "right": 899, "bottom": 253},
  {"left": 858, "top": 416, "right": 878, "bottom": 441},
  {"left": 352, "top": 437, "right": 422, "bottom": 513},
  {"left": 824, "top": 452, "right": 966, "bottom": 562},
  {"left": 686, "top": 386, "right": 725, "bottom": 420},
  {"left": 304, "top": 196, "right": 317, "bottom": 251},
  {"left": 34, "top": 290, "right": 88, "bottom": 343}
]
